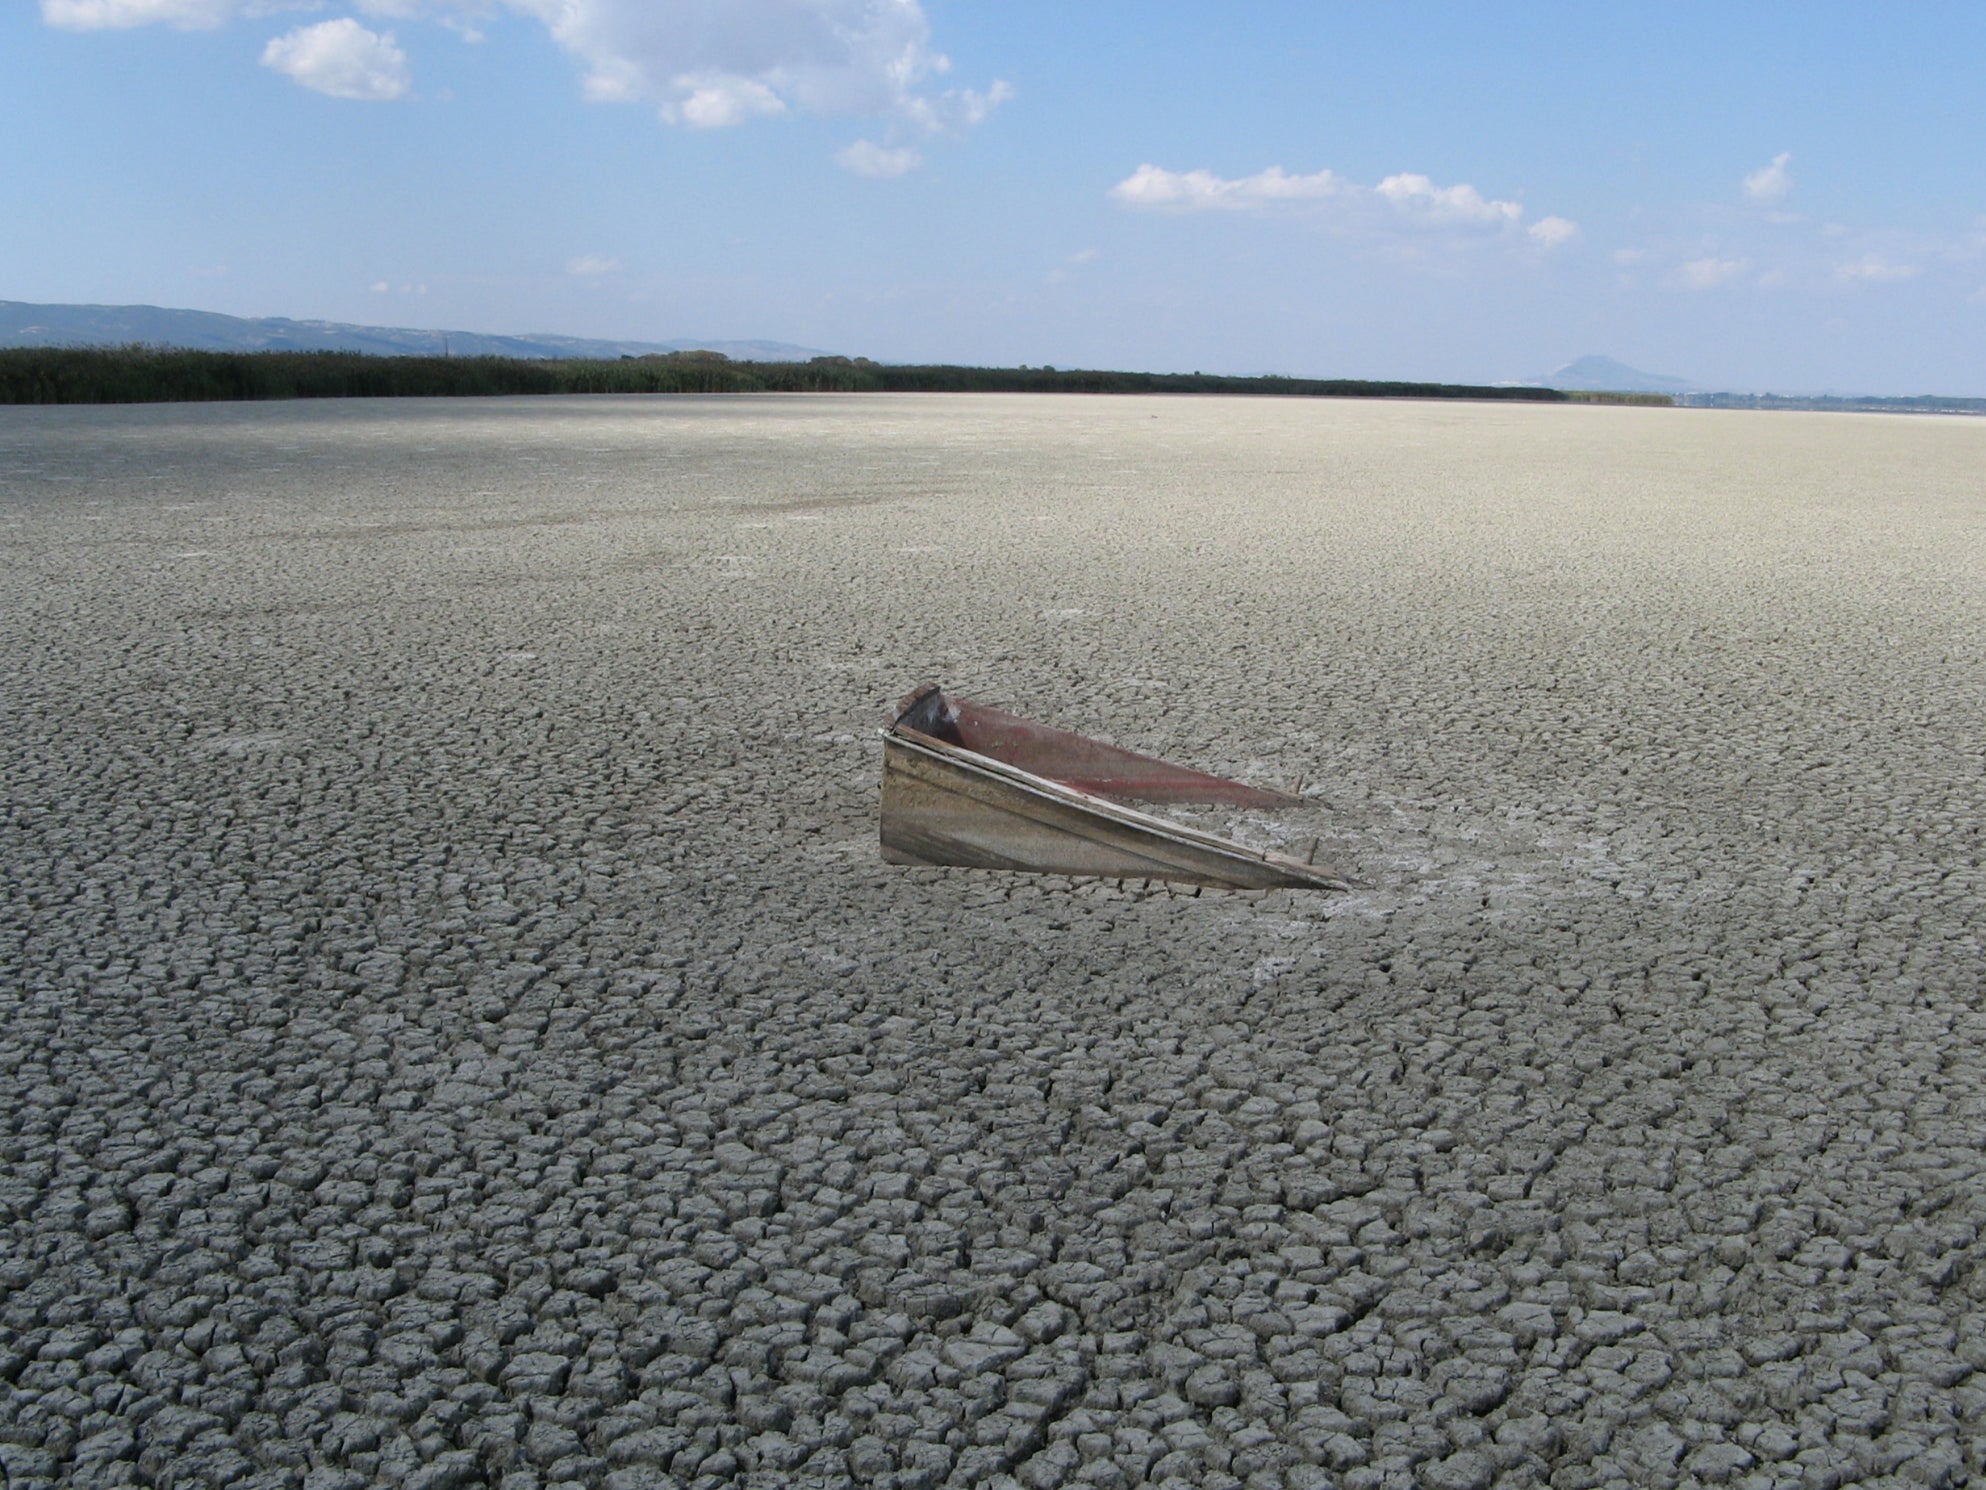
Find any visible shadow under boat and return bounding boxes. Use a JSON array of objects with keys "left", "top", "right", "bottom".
[{"left": 880, "top": 684, "right": 1352, "bottom": 891}]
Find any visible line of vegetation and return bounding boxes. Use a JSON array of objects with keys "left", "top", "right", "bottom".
[
  {"left": 0, "top": 346, "right": 759, "bottom": 402},
  {"left": 0, "top": 344, "right": 1674, "bottom": 407}
]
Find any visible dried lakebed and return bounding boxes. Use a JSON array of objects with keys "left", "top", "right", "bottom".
[{"left": 3, "top": 393, "right": 1984, "bottom": 1490}]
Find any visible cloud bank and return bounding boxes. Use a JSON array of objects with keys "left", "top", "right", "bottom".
[
  {"left": 42, "top": 0, "right": 1006, "bottom": 170},
  {"left": 518, "top": 0, "right": 928, "bottom": 123},
  {"left": 1111, "top": 162, "right": 1575, "bottom": 246},
  {"left": 41, "top": 0, "right": 245, "bottom": 27}
]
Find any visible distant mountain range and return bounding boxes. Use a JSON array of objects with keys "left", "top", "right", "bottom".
[
  {"left": 0, "top": 300, "right": 830, "bottom": 363},
  {"left": 1535, "top": 355, "right": 1698, "bottom": 395},
  {"left": 1525, "top": 357, "right": 1985, "bottom": 410}
]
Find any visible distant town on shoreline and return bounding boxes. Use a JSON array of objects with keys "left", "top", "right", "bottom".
[{"left": 2, "top": 300, "right": 1981, "bottom": 414}]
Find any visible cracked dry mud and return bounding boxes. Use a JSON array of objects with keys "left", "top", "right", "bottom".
[{"left": 3, "top": 393, "right": 1984, "bottom": 1490}]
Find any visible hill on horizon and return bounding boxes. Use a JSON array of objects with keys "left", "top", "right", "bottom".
[
  {"left": 0, "top": 300, "right": 830, "bottom": 364},
  {"left": 1539, "top": 355, "right": 1698, "bottom": 395}
]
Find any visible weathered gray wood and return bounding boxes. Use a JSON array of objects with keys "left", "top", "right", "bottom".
[
  {"left": 881, "top": 729, "right": 1351, "bottom": 890},
  {"left": 891, "top": 683, "right": 1295, "bottom": 805}
]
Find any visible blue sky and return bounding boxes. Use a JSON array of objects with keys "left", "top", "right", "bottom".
[{"left": 7, "top": 1, "right": 1985, "bottom": 392}]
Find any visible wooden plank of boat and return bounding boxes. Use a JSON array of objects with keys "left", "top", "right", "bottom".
[
  {"left": 881, "top": 686, "right": 1352, "bottom": 891},
  {"left": 894, "top": 682, "right": 1297, "bottom": 807}
]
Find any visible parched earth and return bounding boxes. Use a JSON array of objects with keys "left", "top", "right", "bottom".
[{"left": 2, "top": 393, "right": 1984, "bottom": 1490}]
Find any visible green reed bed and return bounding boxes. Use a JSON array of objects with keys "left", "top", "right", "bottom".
[
  {"left": 0, "top": 344, "right": 1667, "bottom": 406},
  {"left": 0, "top": 346, "right": 759, "bottom": 403}
]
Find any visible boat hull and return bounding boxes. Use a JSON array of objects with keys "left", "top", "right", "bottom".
[{"left": 881, "top": 727, "right": 1349, "bottom": 891}]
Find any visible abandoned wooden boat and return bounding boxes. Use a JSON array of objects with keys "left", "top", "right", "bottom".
[{"left": 881, "top": 684, "right": 1351, "bottom": 890}]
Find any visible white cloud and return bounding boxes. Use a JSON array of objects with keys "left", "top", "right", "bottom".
[
  {"left": 951, "top": 80, "right": 1012, "bottom": 127},
  {"left": 354, "top": 1, "right": 489, "bottom": 41},
  {"left": 262, "top": 19, "right": 411, "bottom": 99},
  {"left": 1834, "top": 254, "right": 1918, "bottom": 283},
  {"left": 1109, "top": 164, "right": 1345, "bottom": 212},
  {"left": 40, "top": 0, "right": 246, "bottom": 28},
  {"left": 1375, "top": 172, "right": 1520, "bottom": 226},
  {"left": 671, "top": 76, "right": 786, "bottom": 127},
  {"left": 1677, "top": 256, "right": 1750, "bottom": 289},
  {"left": 369, "top": 280, "right": 391, "bottom": 293},
  {"left": 1744, "top": 151, "right": 1793, "bottom": 202},
  {"left": 1111, "top": 162, "right": 1566, "bottom": 248},
  {"left": 899, "top": 79, "right": 1013, "bottom": 134},
  {"left": 1527, "top": 215, "right": 1580, "bottom": 248},
  {"left": 503, "top": 0, "right": 1003, "bottom": 144},
  {"left": 1069, "top": 247, "right": 1100, "bottom": 264},
  {"left": 836, "top": 139, "right": 921, "bottom": 177},
  {"left": 566, "top": 253, "right": 621, "bottom": 276}
]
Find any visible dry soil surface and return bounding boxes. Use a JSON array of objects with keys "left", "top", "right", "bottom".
[{"left": 3, "top": 393, "right": 1985, "bottom": 1490}]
